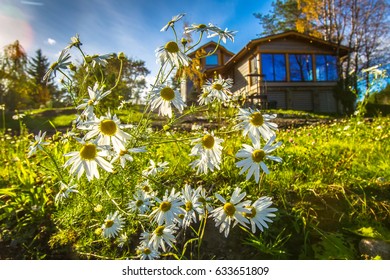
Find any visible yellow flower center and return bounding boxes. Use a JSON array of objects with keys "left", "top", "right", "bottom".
[
  {"left": 142, "top": 185, "right": 151, "bottom": 193},
  {"left": 99, "top": 119, "right": 117, "bottom": 136},
  {"left": 160, "top": 87, "right": 175, "bottom": 101},
  {"left": 88, "top": 99, "right": 95, "bottom": 106},
  {"left": 143, "top": 248, "right": 151, "bottom": 255},
  {"left": 164, "top": 41, "right": 179, "bottom": 53},
  {"left": 50, "top": 61, "right": 58, "bottom": 69},
  {"left": 185, "top": 201, "right": 193, "bottom": 211},
  {"left": 202, "top": 134, "right": 215, "bottom": 149},
  {"left": 197, "top": 24, "right": 207, "bottom": 29},
  {"left": 212, "top": 83, "right": 223, "bottom": 91},
  {"left": 243, "top": 206, "right": 257, "bottom": 219},
  {"left": 154, "top": 225, "right": 165, "bottom": 236},
  {"left": 252, "top": 149, "right": 266, "bottom": 163},
  {"left": 250, "top": 112, "right": 264, "bottom": 127},
  {"left": 202, "top": 91, "right": 209, "bottom": 98},
  {"left": 105, "top": 219, "right": 114, "bottom": 228},
  {"left": 223, "top": 202, "right": 236, "bottom": 217},
  {"left": 79, "top": 143, "right": 97, "bottom": 160},
  {"left": 85, "top": 55, "right": 92, "bottom": 63},
  {"left": 159, "top": 201, "right": 172, "bottom": 212},
  {"left": 136, "top": 200, "right": 143, "bottom": 207},
  {"left": 119, "top": 150, "right": 128, "bottom": 157}
]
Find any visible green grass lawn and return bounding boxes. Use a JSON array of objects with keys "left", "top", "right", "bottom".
[{"left": 0, "top": 110, "right": 389, "bottom": 260}]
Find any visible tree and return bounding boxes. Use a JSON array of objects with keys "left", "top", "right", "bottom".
[
  {"left": 71, "top": 55, "right": 150, "bottom": 108},
  {"left": 0, "top": 40, "right": 31, "bottom": 110},
  {"left": 27, "top": 49, "right": 58, "bottom": 106}
]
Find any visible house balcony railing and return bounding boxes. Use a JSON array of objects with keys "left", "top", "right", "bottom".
[{"left": 245, "top": 73, "right": 276, "bottom": 109}]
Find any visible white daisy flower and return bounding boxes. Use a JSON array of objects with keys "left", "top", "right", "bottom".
[
  {"left": 207, "top": 24, "right": 237, "bottom": 43},
  {"left": 142, "top": 160, "right": 169, "bottom": 177},
  {"left": 128, "top": 189, "right": 154, "bottom": 214},
  {"left": 156, "top": 41, "right": 191, "bottom": 68},
  {"left": 189, "top": 132, "right": 223, "bottom": 175},
  {"left": 28, "top": 130, "right": 49, "bottom": 157},
  {"left": 85, "top": 53, "right": 114, "bottom": 68},
  {"left": 198, "top": 89, "right": 214, "bottom": 105},
  {"left": 236, "top": 108, "right": 278, "bottom": 142},
  {"left": 139, "top": 231, "right": 152, "bottom": 247},
  {"left": 65, "top": 34, "right": 82, "bottom": 49},
  {"left": 235, "top": 136, "right": 282, "bottom": 183},
  {"left": 117, "top": 233, "right": 128, "bottom": 248},
  {"left": 54, "top": 181, "right": 78, "bottom": 204},
  {"left": 76, "top": 82, "right": 111, "bottom": 121},
  {"left": 181, "top": 184, "right": 203, "bottom": 227},
  {"left": 137, "top": 243, "right": 160, "bottom": 260},
  {"left": 101, "top": 211, "right": 124, "bottom": 239},
  {"left": 63, "top": 140, "right": 113, "bottom": 181},
  {"left": 202, "top": 75, "right": 233, "bottom": 103},
  {"left": 160, "top": 13, "right": 185, "bottom": 32},
  {"left": 83, "top": 111, "right": 131, "bottom": 152},
  {"left": 43, "top": 49, "right": 71, "bottom": 82},
  {"left": 149, "top": 188, "right": 185, "bottom": 225},
  {"left": 149, "top": 224, "right": 177, "bottom": 252},
  {"left": 210, "top": 187, "right": 251, "bottom": 238},
  {"left": 244, "top": 196, "right": 278, "bottom": 233},
  {"left": 150, "top": 85, "right": 186, "bottom": 118},
  {"left": 111, "top": 146, "right": 146, "bottom": 168},
  {"left": 184, "top": 23, "right": 215, "bottom": 35},
  {"left": 136, "top": 180, "right": 156, "bottom": 196}
]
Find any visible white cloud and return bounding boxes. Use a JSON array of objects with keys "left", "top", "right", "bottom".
[
  {"left": 47, "top": 38, "right": 56, "bottom": 45},
  {"left": 21, "top": 1, "right": 44, "bottom": 6}
]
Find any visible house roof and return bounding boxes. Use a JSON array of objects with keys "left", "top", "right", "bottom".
[
  {"left": 187, "top": 41, "right": 235, "bottom": 58},
  {"left": 225, "top": 31, "right": 350, "bottom": 68}
]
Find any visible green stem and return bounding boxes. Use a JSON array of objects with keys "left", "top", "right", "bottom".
[
  {"left": 1, "top": 109, "right": 5, "bottom": 133},
  {"left": 111, "top": 59, "right": 123, "bottom": 91},
  {"left": 185, "top": 32, "right": 204, "bottom": 53},
  {"left": 42, "top": 146, "right": 64, "bottom": 182}
]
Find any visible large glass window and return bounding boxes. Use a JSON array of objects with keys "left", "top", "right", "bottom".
[
  {"left": 261, "top": 54, "right": 286, "bottom": 82},
  {"left": 316, "top": 55, "right": 338, "bottom": 81},
  {"left": 205, "top": 54, "right": 218, "bottom": 66},
  {"left": 289, "top": 54, "right": 313, "bottom": 81}
]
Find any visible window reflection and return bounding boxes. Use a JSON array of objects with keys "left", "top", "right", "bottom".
[
  {"left": 261, "top": 54, "right": 286, "bottom": 82},
  {"left": 205, "top": 54, "right": 218, "bottom": 66},
  {"left": 316, "top": 55, "right": 338, "bottom": 81},
  {"left": 289, "top": 54, "right": 313, "bottom": 81}
]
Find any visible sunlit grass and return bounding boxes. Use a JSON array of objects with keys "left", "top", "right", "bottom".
[{"left": 1, "top": 114, "right": 389, "bottom": 259}]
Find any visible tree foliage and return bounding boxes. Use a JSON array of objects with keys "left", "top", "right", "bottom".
[
  {"left": 27, "top": 49, "right": 59, "bottom": 106},
  {"left": 71, "top": 55, "right": 150, "bottom": 108}
]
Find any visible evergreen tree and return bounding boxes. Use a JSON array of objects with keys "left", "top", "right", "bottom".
[{"left": 27, "top": 49, "right": 56, "bottom": 106}]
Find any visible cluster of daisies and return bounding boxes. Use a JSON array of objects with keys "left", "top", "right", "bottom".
[
  {"left": 99, "top": 183, "right": 276, "bottom": 260},
  {"left": 25, "top": 13, "right": 285, "bottom": 260},
  {"left": 149, "top": 13, "right": 237, "bottom": 119}
]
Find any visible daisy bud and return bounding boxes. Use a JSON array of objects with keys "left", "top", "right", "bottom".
[
  {"left": 181, "top": 38, "right": 188, "bottom": 46},
  {"left": 118, "top": 52, "right": 126, "bottom": 60},
  {"left": 85, "top": 55, "right": 93, "bottom": 64},
  {"left": 68, "top": 63, "right": 76, "bottom": 71}
]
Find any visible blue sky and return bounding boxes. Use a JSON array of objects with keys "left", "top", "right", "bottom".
[{"left": 0, "top": 0, "right": 272, "bottom": 79}]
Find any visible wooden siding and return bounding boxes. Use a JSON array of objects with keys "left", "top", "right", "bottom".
[
  {"left": 257, "top": 37, "right": 336, "bottom": 54},
  {"left": 230, "top": 53, "right": 250, "bottom": 94}
]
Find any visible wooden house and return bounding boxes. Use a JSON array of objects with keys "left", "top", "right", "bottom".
[{"left": 181, "top": 31, "right": 350, "bottom": 113}]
